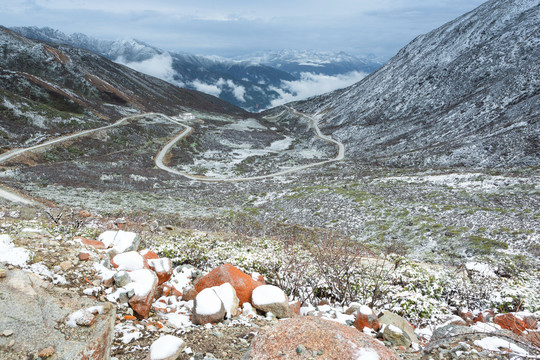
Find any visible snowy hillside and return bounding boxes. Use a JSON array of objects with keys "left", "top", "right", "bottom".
[{"left": 292, "top": 0, "right": 540, "bottom": 168}]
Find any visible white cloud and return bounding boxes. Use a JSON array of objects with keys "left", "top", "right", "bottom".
[
  {"left": 115, "top": 53, "right": 184, "bottom": 86},
  {"left": 191, "top": 80, "right": 222, "bottom": 97},
  {"left": 269, "top": 71, "right": 367, "bottom": 107}
]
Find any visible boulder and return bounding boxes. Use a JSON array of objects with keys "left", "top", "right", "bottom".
[
  {"left": 126, "top": 269, "right": 158, "bottom": 318},
  {"left": 516, "top": 311, "right": 537, "bottom": 330},
  {"left": 182, "top": 286, "right": 198, "bottom": 301},
  {"left": 98, "top": 230, "right": 140, "bottom": 253},
  {"left": 148, "top": 335, "right": 185, "bottom": 360},
  {"left": 251, "top": 285, "right": 290, "bottom": 319},
  {"left": 148, "top": 258, "right": 173, "bottom": 285},
  {"left": 192, "top": 288, "right": 226, "bottom": 325},
  {"left": 379, "top": 310, "right": 418, "bottom": 345},
  {"left": 383, "top": 324, "right": 412, "bottom": 347},
  {"left": 494, "top": 313, "right": 527, "bottom": 334},
  {"left": 0, "top": 270, "right": 115, "bottom": 360},
  {"left": 194, "top": 264, "right": 263, "bottom": 304},
  {"left": 243, "top": 316, "right": 400, "bottom": 360},
  {"left": 111, "top": 251, "right": 148, "bottom": 271},
  {"left": 213, "top": 283, "right": 240, "bottom": 318},
  {"left": 353, "top": 305, "right": 379, "bottom": 331}
]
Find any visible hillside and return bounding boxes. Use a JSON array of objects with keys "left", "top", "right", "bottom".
[
  {"left": 0, "top": 26, "right": 246, "bottom": 148},
  {"left": 291, "top": 0, "right": 539, "bottom": 168}
]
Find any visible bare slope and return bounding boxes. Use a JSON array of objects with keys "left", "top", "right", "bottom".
[{"left": 294, "top": 0, "right": 539, "bottom": 167}]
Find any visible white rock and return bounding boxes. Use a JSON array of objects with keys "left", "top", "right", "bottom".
[
  {"left": 213, "top": 283, "right": 239, "bottom": 318},
  {"left": 98, "top": 230, "right": 139, "bottom": 253},
  {"left": 112, "top": 251, "right": 146, "bottom": 271},
  {"left": 149, "top": 335, "right": 185, "bottom": 360}
]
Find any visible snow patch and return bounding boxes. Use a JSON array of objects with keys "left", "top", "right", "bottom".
[
  {"left": 149, "top": 335, "right": 185, "bottom": 360},
  {"left": 252, "top": 285, "right": 286, "bottom": 306},
  {"left": 0, "top": 234, "right": 31, "bottom": 266}
]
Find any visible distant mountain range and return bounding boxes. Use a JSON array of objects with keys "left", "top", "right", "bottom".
[
  {"left": 291, "top": 0, "right": 539, "bottom": 168},
  {"left": 10, "top": 27, "right": 383, "bottom": 112}
]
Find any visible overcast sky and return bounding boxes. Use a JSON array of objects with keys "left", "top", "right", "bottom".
[{"left": 0, "top": 0, "right": 486, "bottom": 59}]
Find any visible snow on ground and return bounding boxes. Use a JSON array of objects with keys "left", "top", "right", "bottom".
[
  {"left": 223, "top": 119, "right": 267, "bottom": 131},
  {"left": 473, "top": 337, "right": 528, "bottom": 355},
  {"left": 113, "top": 251, "right": 146, "bottom": 271},
  {"left": 0, "top": 234, "right": 31, "bottom": 266},
  {"left": 377, "top": 173, "right": 536, "bottom": 193},
  {"left": 465, "top": 262, "right": 498, "bottom": 278}
]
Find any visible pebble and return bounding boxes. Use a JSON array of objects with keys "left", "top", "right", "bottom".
[
  {"left": 296, "top": 345, "right": 305, "bottom": 354},
  {"left": 59, "top": 261, "right": 72, "bottom": 271},
  {"left": 8, "top": 340, "right": 15, "bottom": 347},
  {"left": 38, "top": 346, "right": 55, "bottom": 358},
  {"left": 3, "top": 330, "right": 14, "bottom": 337},
  {"left": 0, "top": 268, "right": 6, "bottom": 278}
]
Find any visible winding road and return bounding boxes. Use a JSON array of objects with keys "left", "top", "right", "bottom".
[{"left": 0, "top": 107, "right": 345, "bottom": 203}]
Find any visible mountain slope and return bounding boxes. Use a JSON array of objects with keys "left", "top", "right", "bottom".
[
  {"left": 0, "top": 26, "right": 246, "bottom": 148},
  {"left": 293, "top": 0, "right": 539, "bottom": 167}
]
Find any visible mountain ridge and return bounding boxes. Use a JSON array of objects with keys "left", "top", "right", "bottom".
[{"left": 291, "top": 0, "right": 539, "bottom": 168}]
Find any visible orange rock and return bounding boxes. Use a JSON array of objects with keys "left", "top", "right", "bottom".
[
  {"left": 78, "top": 210, "right": 91, "bottom": 218},
  {"left": 473, "top": 309, "right": 494, "bottom": 323},
  {"left": 194, "top": 264, "right": 263, "bottom": 304},
  {"left": 459, "top": 309, "right": 474, "bottom": 325},
  {"left": 245, "top": 316, "right": 399, "bottom": 359},
  {"left": 289, "top": 301, "right": 301, "bottom": 316},
  {"left": 353, "top": 306, "right": 380, "bottom": 332},
  {"left": 140, "top": 249, "right": 159, "bottom": 260},
  {"left": 124, "top": 315, "right": 136, "bottom": 321},
  {"left": 79, "top": 252, "right": 90, "bottom": 261},
  {"left": 128, "top": 270, "right": 158, "bottom": 319},
  {"left": 76, "top": 237, "right": 107, "bottom": 249},
  {"left": 148, "top": 258, "right": 173, "bottom": 285},
  {"left": 494, "top": 313, "right": 527, "bottom": 334},
  {"left": 38, "top": 347, "right": 55, "bottom": 358}
]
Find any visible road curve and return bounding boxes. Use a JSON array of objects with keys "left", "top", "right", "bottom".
[
  {"left": 0, "top": 108, "right": 345, "bottom": 204},
  {"left": 153, "top": 108, "right": 345, "bottom": 182}
]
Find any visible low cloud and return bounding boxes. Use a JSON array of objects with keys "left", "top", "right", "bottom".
[
  {"left": 115, "top": 53, "right": 184, "bottom": 87},
  {"left": 269, "top": 71, "right": 367, "bottom": 107},
  {"left": 191, "top": 80, "right": 222, "bottom": 97}
]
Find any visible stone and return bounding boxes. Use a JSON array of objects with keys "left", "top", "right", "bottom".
[
  {"left": 494, "top": 313, "right": 527, "bottom": 334},
  {"left": 78, "top": 210, "right": 91, "bottom": 218},
  {"left": 127, "top": 269, "right": 158, "bottom": 319},
  {"left": 444, "top": 314, "right": 467, "bottom": 326},
  {"left": 378, "top": 310, "right": 418, "bottom": 345},
  {"left": 0, "top": 270, "right": 115, "bottom": 360},
  {"left": 243, "top": 316, "right": 400, "bottom": 360},
  {"left": 192, "top": 288, "right": 226, "bottom": 325},
  {"left": 516, "top": 311, "right": 537, "bottom": 330},
  {"left": 345, "top": 302, "right": 362, "bottom": 315},
  {"left": 59, "top": 261, "right": 72, "bottom": 271},
  {"left": 213, "top": 283, "right": 240, "bottom": 318},
  {"left": 251, "top": 285, "right": 290, "bottom": 319},
  {"left": 140, "top": 249, "right": 159, "bottom": 260},
  {"left": 98, "top": 230, "right": 140, "bottom": 253},
  {"left": 148, "top": 335, "right": 185, "bottom": 360},
  {"left": 194, "top": 264, "right": 263, "bottom": 304},
  {"left": 383, "top": 324, "right": 412, "bottom": 347},
  {"left": 0, "top": 269, "right": 6, "bottom": 278},
  {"left": 289, "top": 301, "right": 301, "bottom": 316},
  {"left": 38, "top": 346, "right": 55, "bottom": 358},
  {"left": 473, "top": 309, "right": 494, "bottom": 323},
  {"left": 148, "top": 258, "right": 173, "bottom": 285},
  {"left": 113, "top": 271, "right": 132, "bottom": 287},
  {"left": 459, "top": 309, "right": 474, "bottom": 325},
  {"left": 353, "top": 305, "right": 380, "bottom": 331},
  {"left": 111, "top": 251, "right": 148, "bottom": 271},
  {"left": 182, "top": 286, "right": 198, "bottom": 301},
  {"left": 2, "top": 330, "right": 13, "bottom": 337},
  {"left": 75, "top": 237, "right": 107, "bottom": 249},
  {"left": 78, "top": 252, "right": 90, "bottom": 261}
]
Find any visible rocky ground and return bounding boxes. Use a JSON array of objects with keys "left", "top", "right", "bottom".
[{"left": 0, "top": 205, "right": 538, "bottom": 360}]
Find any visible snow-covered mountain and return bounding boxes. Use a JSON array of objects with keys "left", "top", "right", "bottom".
[
  {"left": 291, "top": 0, "right": 539, "bottom": 168},
  {"left": 240, "top": 49, "right": 382, "bottom": 77},
  {"left": 11, "top": 27, "right": 382, "bottom": 112}
]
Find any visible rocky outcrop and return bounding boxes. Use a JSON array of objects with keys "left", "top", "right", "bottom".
[
  {"left": 243, "top": 316, "right": 400, "bottom": 360},
  {"left": 0, "top": 269, "right": 116, "bottom": 360},
  {"left": 194, "top": 264, "right": 263, "bottom": 304}
]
